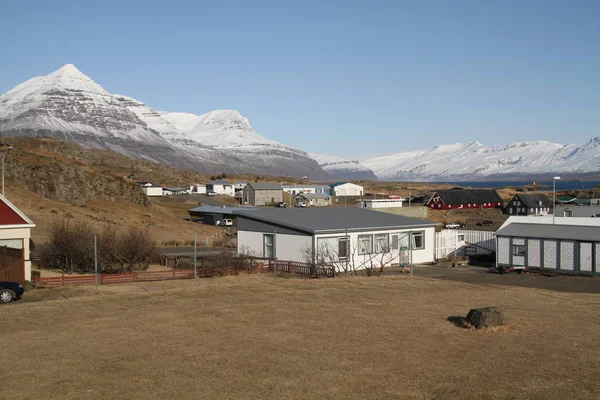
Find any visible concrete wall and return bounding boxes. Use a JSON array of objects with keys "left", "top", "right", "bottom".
[
  {"left": 375, "top": 207, "right": 428, "bottom": 219},
  {"left": 0, "top": 227, "right": 32, "bottom": 282},
  {"left": 528, "top": 239, "right": 541, "bottom": 267}
]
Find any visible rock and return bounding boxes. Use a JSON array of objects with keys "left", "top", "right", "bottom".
[{"left": 466, "top": 307, "right": 504, "bottom": 329}]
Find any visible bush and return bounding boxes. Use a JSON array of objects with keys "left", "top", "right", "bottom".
[{"left": 36, "top": 216, "right": 158, "bottom": 274}]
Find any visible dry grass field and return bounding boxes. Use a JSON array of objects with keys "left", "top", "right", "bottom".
[{"left": 2, "top": 275, "right": 599, "bottom": 400}]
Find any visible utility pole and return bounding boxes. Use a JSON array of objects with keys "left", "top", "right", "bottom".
[{"left": 0, "top": 142, "right": 13, "bottom": 197}]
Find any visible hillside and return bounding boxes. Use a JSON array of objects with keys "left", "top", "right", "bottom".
[{"left": 1, "top": 137, "right": 226, "bottom": 244}]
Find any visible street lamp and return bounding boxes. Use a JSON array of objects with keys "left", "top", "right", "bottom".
[
  {"left": 553, "top": 176, "right": 561, "bottom": 224},
  {"left": 0, "top": 143, "right": 13, "bottom": 197}
]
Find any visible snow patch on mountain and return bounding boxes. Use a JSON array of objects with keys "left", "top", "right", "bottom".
[{"left": 310, "top": 153, "right": 377, "bottom": 180}]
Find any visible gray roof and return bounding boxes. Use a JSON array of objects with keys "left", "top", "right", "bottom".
[
  {"left": 294, "top": 193, "right": 332, "bottom": 199},
  {"left": 555, "top": 205, "right": 600, "bottom": 218},
  {"left": 163, "top": 187, "right": 187, "bottom": 191},
  {"left": 208, "top": 180, "right": 232, "bottom": 185},
  {"left": 236, "top": 207, "right": 437, "bottom": 234},
  {"left": 188, "top": 206, "right": 259, "bottom": 215},
  {"left": 433, "top": 189, "right": 503, "bottom": 205},
  {"left": 247, "top": 182, "right": 283, "bottom": 190},
  {"left": 512, "top": 193, "right": 553, "bottom": 209},
  {"left": 282, "top": 184, "right": 330, "bottom": 189},
  {"left": 496, "top": 223, "right": 600, "bottom": 241}
]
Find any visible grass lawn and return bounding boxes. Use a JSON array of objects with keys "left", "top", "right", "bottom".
[{"left": 2, "top": 275, "right": 599, "bottom": 399}]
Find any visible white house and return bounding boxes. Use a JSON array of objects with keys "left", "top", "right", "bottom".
[
  {"left": 358, "top": 198, "right": 405, "bottom": 209},
  {"left": 0, "top": 195, "right": 36, "bottom": 283},
  {"left": 162, "top": 187, "right": 188, "bottom": 196},
  {"left": 236, "top": 208, "right": 437, "bottom": 272},
  {"left": 206, "top": 180, "right": 234, "bottom": 196},
  {"left": 189, "top": 184, "right": 206, "bottom": 195},
  {"left": 329, "top": 182, "right": 364, "bottom": 197},
  {"left": 141, "top": 186, "right": 163, "bottom": 197},
  {"left": 282, "top": 185, "right": 331, "bottom": 195}
]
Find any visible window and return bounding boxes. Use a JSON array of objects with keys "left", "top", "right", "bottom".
[
  {"left": 374, "top": 234, "right": 389, "bottom": 253},
  {"left": 338, "top": 238, "right": 349, "bottom": 259},
  {"left": 263, "top": 234, "right": 274, "bottom": 258},
  {"left": 516, "top": 201, "right": 520, "bottom": 206},
  {"left": 530, "top": 208, "right": 534, "bottom": 213},
  {"left": 411, "top": 231, "right": 425, "bottom": 250},
  {"left": 509, "top": 208, "right": 513, "bottom": 214},
  {"left": 564, "top": 210, "right": 573, "bottom": 217},
  {"left": 391, "top": 234, "right": 399, "bottom": 250},
  {"left": 512, "top": 245, "right": 526, "bottom": 256},
  {"left": 358, "top": 235, "right": 373, "bottom": 255},
  {"left": 458, "top": 234, "right": 465, "bottom": 242}
]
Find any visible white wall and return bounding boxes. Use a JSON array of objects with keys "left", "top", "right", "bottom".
[
  {"left": 0, "top": 227, "right": 32, "bottom": 282},
  {"left": 237, "top": 230, "right": 311, "bottom": 261},
  {"left": 331, "top": 183, "right": 364, "bottom": 196},
  {"left": 315, "top": 227, "right": 435, "bottom": 270},
  {"left": 210, "top": 184, "right": 234, "bottom": 196},
  {"left": 142, "top": 187, "right": 163, "bottom": 197}
]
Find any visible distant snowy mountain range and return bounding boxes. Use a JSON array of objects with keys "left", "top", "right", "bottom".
[{"left": 0, "top": 64, "right": 598, "bottom": 182}]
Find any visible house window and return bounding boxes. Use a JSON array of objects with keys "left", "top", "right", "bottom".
[
  {"left": 512, "top": 245, "right": 526, "bottom": 257},
  {"left": 338, "top": 238, "right": 349, "bottom": 259},
  {"left": 391, "top": 234, "right": 399, "bottom": 250},
  {"left": 458, "top": 234, "right": 465, "bottom": 242},
  {"left": 374, "top": 234, "right": 389, "bottom": 253},
  {"left": 516, "top": 201, "right": 520, "bottom": 206},
  {"left": 263, "top": 234, "right": 274, "bottom": 258},
  {"left": 530, "top": 208, "right": 534, "bottom": 213},
  {"left": 358, "top": 235, "right": 373, "bottom": 255},
  {"left": 509, "top": 208, "right": 513, "bottom": 214},
  {"left": 564, "top": 210, "right": 573, "bottom": 217},
  {"left": 411, "top": 231, "right": 425, "bottom": 250}
]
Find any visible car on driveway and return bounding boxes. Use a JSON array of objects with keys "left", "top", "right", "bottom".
[
  {"left": 445, "top": 223, "right": 462, "bottom": 229},
  {"left": 0, "top": 281, "right": 25, "bottom": 304}
]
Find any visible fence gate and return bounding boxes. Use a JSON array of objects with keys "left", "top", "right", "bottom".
[{"left": 0, "top": 246, "right": 25, "bottom": 284}]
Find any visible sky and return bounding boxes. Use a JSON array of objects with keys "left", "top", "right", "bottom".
[{"left": 1, "top": 0, "right": 599, "bottom": 157}]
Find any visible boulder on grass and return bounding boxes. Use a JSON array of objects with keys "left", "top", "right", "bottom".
[{"left": 466, "top": 307, "right": 504, "bottom": 329}]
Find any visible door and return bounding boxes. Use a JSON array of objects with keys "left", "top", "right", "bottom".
[
  {"left": 579, "top": 242, "right": 592, "bottom": 272},
  {"left": 0, "top": 245, "right": 25, "bottom": 284}
]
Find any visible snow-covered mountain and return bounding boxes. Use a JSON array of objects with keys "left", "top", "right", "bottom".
[
  {"left": 161, "top": 110, "right": 325, "bottom": 176},
  {"left": 0, "top": 64, "right": 328, "bottom": 178},
  {"left": 310, "top": 153, "right": 377, "bottom": 180},
  {"left": 314, "top": 139, "right": 600, "bottom": 181}
]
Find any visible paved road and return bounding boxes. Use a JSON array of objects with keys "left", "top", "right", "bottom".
[{"left": 410, "top": 265, "right": 600, "bottom": 294}]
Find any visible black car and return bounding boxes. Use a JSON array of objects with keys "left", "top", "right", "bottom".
[
  {"left": 477, "top": 220, "right": 494, "bottom": 227},
  {"left": 0, "top": 281, "right": 25, "bottom": 303}
]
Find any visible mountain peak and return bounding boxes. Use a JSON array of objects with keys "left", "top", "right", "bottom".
[{"left": 48, "top": 64, "right": 88, "bottom": 79}]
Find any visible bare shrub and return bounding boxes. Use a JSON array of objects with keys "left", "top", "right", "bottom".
[
  {"left": 36, "top": 216, "right": 158, "bottom": 274},
  {"left": 38, "top": 217, "right": 95, "bottom": 273}
]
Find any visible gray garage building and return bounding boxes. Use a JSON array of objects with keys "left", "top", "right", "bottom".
[{"left": 495, "top": 223, "right": 600, "bottom": 275}]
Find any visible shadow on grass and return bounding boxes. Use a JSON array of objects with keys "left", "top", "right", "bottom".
[{"left": 447, "top": 315, "right": 470, "bottom": 329}]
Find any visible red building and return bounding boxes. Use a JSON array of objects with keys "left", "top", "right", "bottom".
[{"left": 426, "top": 188, "right": 504, "bottom": 210}]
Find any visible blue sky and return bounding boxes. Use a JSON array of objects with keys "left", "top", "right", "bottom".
[{"left": 1, "top": 0, "right": 599, "bottom": 156}]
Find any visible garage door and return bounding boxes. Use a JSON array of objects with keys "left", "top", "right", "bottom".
[{"left": 0, "top": 245, "right": 25, "bottom": 284}]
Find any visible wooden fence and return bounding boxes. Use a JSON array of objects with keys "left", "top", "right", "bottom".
[{"left": 34, "top": 259, "right": 333, "bottom": 288}]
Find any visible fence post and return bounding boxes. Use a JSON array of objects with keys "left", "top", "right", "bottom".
[
  {"left": 94, "top": 235, "right": 99, "bottom": 294},
  {"left": 194, "top": 232, "right": 198, "bottom": 286}
]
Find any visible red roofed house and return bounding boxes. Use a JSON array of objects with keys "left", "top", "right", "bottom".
[{"left": 0, "top": 195, "right": 35, "bottom": 283}]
